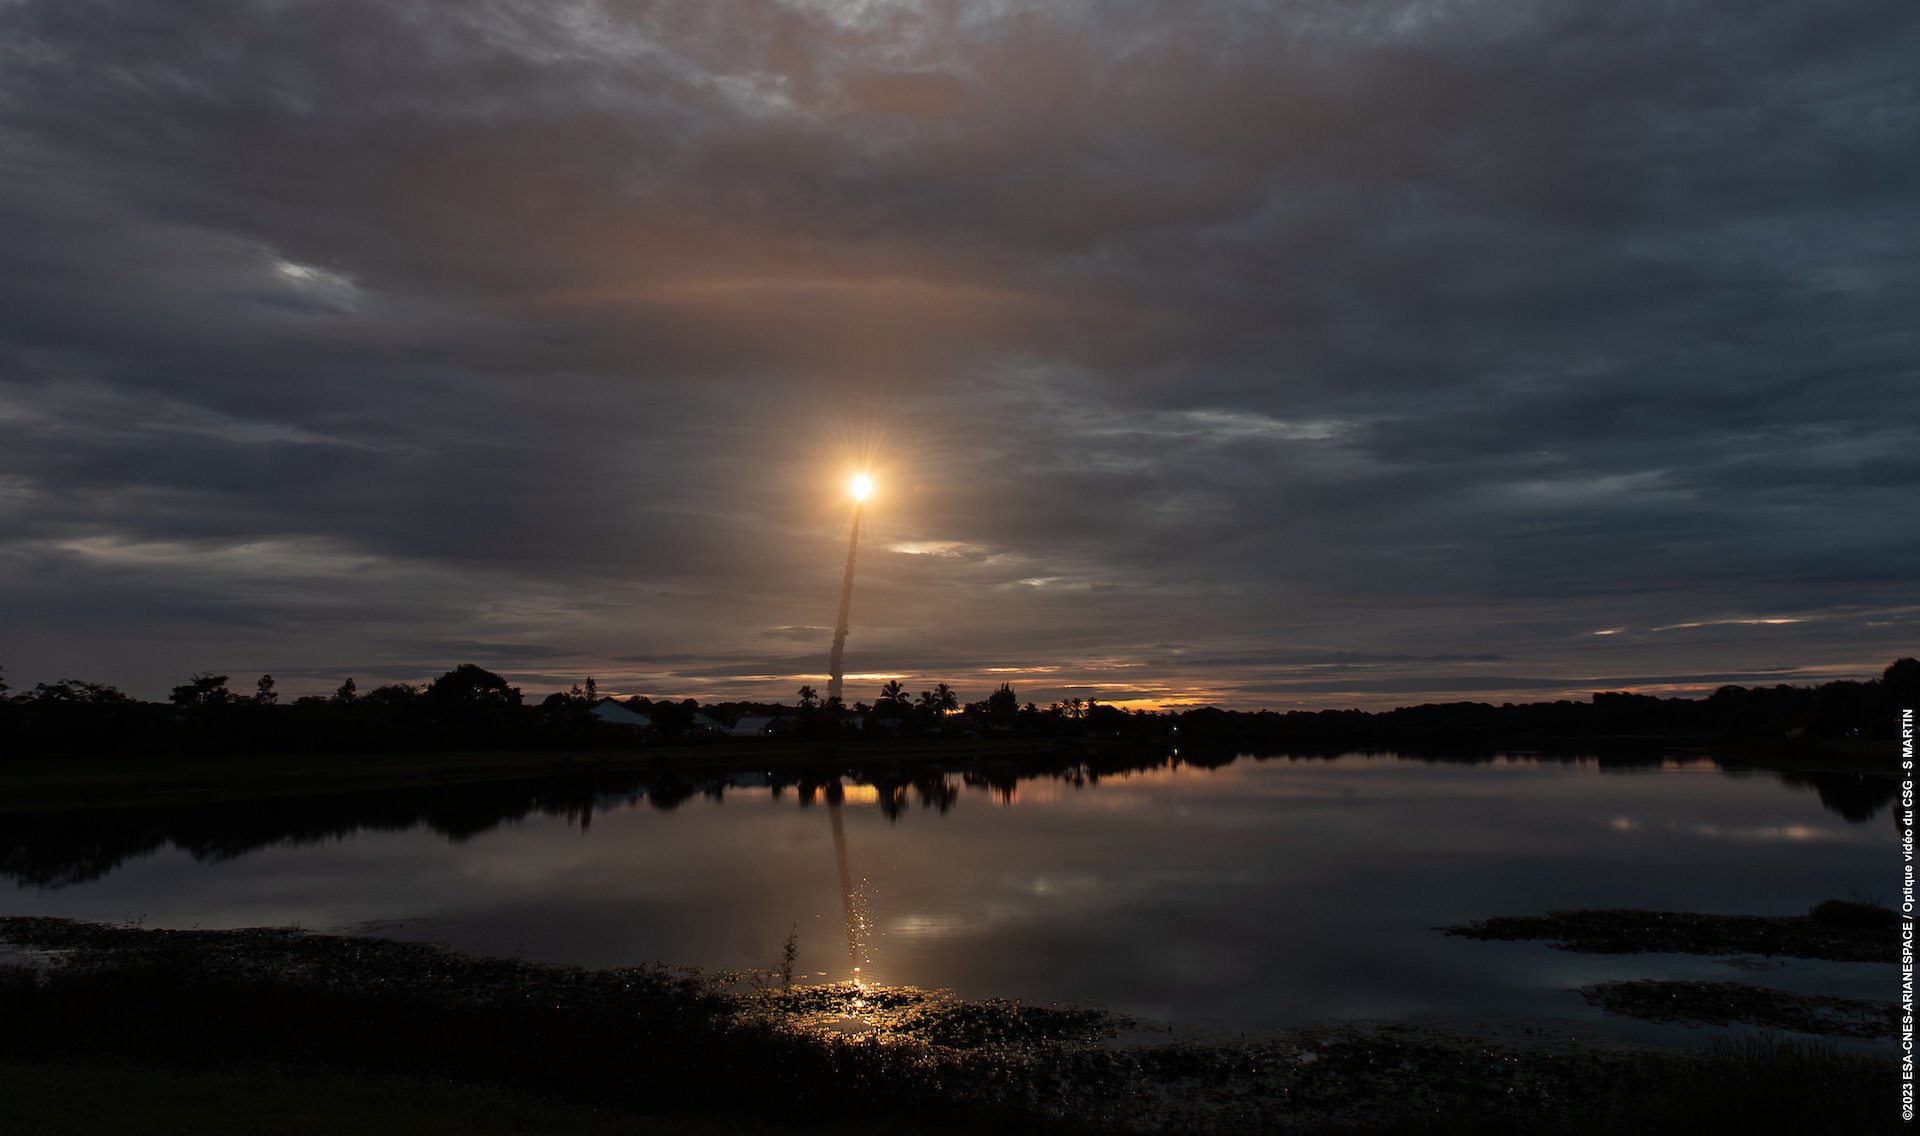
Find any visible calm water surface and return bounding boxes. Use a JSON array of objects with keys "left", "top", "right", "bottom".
[{"left": 7, "top": 753, "right": 1895, "bottom": 1045}]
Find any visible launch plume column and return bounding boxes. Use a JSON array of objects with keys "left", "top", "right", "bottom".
[{"left": 825, "top": 477, "right": 868, "bottom": 706}]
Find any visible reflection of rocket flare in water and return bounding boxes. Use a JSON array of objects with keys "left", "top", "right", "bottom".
[
  {"left": 827, "top": 789, "right": 861, "bottom": 976},
  {"left": 822, "top": 475, "right": 874, "bottom": 982},
  {"left": 825, "top": 504, "right": 862, "bottom": 706}
]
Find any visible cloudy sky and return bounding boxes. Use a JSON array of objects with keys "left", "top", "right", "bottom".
[{"left": 3, "top": 1, "right": 1915, "bottom": 710}]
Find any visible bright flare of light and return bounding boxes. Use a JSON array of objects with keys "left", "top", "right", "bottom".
[{"left": 849, "top": 473, "right": 874, "bottom": 501}]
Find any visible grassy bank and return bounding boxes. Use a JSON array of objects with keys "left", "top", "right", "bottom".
[
  {"left": 0, "top": 918, "right": 1897, "bottom": 1135},
  {"left": 0, "top": 1061, "right": 1024, "bottom": 1136},
  {"left": 2, "top": 1063, "right": 674, "bottom": 1136}
]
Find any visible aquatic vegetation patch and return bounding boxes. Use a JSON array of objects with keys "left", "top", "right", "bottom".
[
  {"left": 1442, "top": 901, "right": 1893, "bottom": 963},
  {"left": 1579, "top": 980, "right": 1895, "bottom": 1038}
]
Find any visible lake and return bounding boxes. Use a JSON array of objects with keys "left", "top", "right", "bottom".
[{"left": 3, "top": 750, "right": 1895, "bottom": 1048}]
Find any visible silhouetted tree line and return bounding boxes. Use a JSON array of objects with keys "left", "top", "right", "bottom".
[
  {"left": 821, "top": 661, "right": 1918, "bottom": 751},
  {"left": 0, "top": 664, "right": 619, "bottom": 759},
  {"left": 1, "top": 658, "right": 1913, "bottom": 760},
  {"left": 1159, "top": 658, "right": 1917, "bottom": 751}
]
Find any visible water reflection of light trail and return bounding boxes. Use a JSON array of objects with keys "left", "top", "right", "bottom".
[{"left": 826, "top": 785, "right": 864, "bottom": 980}]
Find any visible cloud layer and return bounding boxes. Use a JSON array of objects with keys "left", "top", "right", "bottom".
[{"left": 3, "top": 1, "right": 1915, "bottom": 707}]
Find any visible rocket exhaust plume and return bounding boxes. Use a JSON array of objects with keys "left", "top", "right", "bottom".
[{"left": 825, "top": 481, "right": 867, "bottom": 705}]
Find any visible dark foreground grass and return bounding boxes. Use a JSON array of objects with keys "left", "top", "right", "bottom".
[
  {"left": 2, "top": 1062, "right": 653, "bottom": 1136},
  {"left": 1558, "top": 1034, "right": 1898, "bottom": 1136},
  {"left": 0, "top": 918, "right": 1896, "bottom": 1135},
  {"left": 3, "top": 1041, "right": 1887, "bottom": 1136},
  {"left": 1, "top": 1061, "right": 1005, "bottom": 1136},
  {"left": 0, "top": 919, "right": 1101, "bottom": 1136}
]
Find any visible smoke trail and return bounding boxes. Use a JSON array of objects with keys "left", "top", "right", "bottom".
[{"left": 825, "top": 503, "right": 863, "bottom": 705}]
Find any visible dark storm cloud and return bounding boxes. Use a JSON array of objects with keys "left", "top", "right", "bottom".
[{"left": 1, "top": 1, "right": 1914, "bottom": 705}]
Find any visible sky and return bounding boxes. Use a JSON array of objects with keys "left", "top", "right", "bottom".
[{"left": 2, "top": 1, "right": 1915, "bottom": 711}]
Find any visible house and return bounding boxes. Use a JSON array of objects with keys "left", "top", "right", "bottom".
[{"left": 591, "top": 700, "right": 653, "bottom": 730}]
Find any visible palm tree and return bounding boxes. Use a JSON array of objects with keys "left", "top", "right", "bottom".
[
  {"left": 934, "top": 682, "right": 959, "bottom": 716},
  {"left": 878, "top": 679, "right": 908, "bottom": 706}
]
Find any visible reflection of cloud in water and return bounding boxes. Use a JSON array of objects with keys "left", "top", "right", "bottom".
[
  {"left": 889, "top": 901, "right": 1038, "bottom": 942},
  {"left": 1609, "top": 813, "right": 1829, "bottom": 842},
  {"left": 1029, "top": 873, "right": 1105, "bottom": 897},
  {"left": 889, "top": 913, "right": 970, "bottom": 938},
  {"left": 992, "top": 783, "right": 1153, "bottom": 811},
  {"left": 889, "top": 882, "right": 1092, "bottom": 942},
  {"left": 1675, "top": 822, "right": 1827, "bottom": 842}
]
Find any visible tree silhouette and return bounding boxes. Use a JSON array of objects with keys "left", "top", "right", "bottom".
[
  {"left": 255, "top": 675, "right": 277, "bottom": 705},
  {"left": 420, "top": 665, "right": 523, "bottom": 745},
  {"left": 878, "top": 679, "right": 908, "bottom": 707},
  {"left": 26, "top": 679, "right": 130, "bottom": 704},
  {"left": 425, "top": 664, "right": 521, "bottom": 708},
  {"left": 170, "top": 673, "right": 234, "bottom": 707},
  {"left": 1087, "top": 701, "right": 1128, "bottom": 732},
  {"left": 797, "top": 685, "right": 820, "bottom": 710},
  {"left": 987, "top": 683, "right": 1018, "bottom": 727},
  {"left": 1884, "top": 658, "right": 1919, "bottom": 706},
  {"left": 364, "top": 682, "right": 420, "bottom": 706}
]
